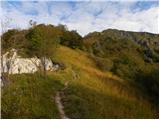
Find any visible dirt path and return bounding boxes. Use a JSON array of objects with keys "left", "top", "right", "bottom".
[
  {"left": 55, "top": 71, "right": 78, "bottom": 119},
  {"left": 55, "top": 81, "right": 69, "bottom": 119}
]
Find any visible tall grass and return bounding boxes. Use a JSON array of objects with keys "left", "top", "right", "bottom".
[
  {"left": 2, "top": 46, "right": 158, "bottom": 118},
  {"left": 1, "top": 73, "right": 63, "bottom": 118},
  {"left": 53, "top": 46, "right": 158, "bottom": 118}
]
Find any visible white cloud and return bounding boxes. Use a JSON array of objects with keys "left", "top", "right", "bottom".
[{"left": 1, "top": 1, "right": 158, "bottom": 36}]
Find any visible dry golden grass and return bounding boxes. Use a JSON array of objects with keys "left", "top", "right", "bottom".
[
  {"left": 53, "top": 46, "right": 153, "bottom": 104},
  {"left": 2, "top": 45, "right": 156, "bottom": 118}
]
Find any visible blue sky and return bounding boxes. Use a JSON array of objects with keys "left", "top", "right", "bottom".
[{"left": 1, "top": 0, "right": 159, "bottom": 36}]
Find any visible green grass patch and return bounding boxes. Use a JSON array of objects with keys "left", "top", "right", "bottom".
[
  {"left": 62, "top": 82, "right": 157, "bottom": 118},
  {"left": 1, "top": 73, "right": 63, "bottom": 118}
]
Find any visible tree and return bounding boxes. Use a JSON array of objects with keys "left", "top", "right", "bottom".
[
  {"left": 26, "top": 24, "right": 59, "bottom": 76},
  {"left": 60, "top": 30, "right": 83, "bottom": 49},
  {"left": 1, "top": 29, "right": 18, "bottom": 52},
  {"left": 1, "top": 16, "right": 15, "bottom": 85}
]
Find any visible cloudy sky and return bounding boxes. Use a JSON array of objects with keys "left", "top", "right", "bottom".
[{"left": 1, "top": 0, "right": 159, "bottom": 36}]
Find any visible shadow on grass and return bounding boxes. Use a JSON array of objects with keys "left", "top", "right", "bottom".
[{"left": 62, "top": 82, "right": 158, "bottom": 119}]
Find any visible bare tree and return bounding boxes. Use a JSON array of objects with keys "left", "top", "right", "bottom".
[{"left": 1, "top": 16, "right": 12, "bottom": 86}]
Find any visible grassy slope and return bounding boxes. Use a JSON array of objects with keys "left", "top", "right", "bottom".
[
  {"left": 52, "top": 46, "right": 158, "bottom": 118},
  {"left": 1, "top": 74, "right": 63, "bottom": 118},
  {"left": 2, "top": 45, "right": 158, "bottom": 118}
]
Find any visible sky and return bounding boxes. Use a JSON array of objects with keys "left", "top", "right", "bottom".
[{"left": 0, "top": 0, "right": 159, "bottom": 36}]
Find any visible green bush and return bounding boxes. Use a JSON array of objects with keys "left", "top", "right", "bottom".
[{"left": 93, "top": 57, "right": 113, "bottom": 71}]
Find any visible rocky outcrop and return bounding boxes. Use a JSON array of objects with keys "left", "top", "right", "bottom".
[{"left": 1, "top": 49, "right": 59, "bottom": 74}]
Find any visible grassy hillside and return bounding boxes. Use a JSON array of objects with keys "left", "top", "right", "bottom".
[
  {"left": 2, "top": 74, "right": 63, "bottom": 118},
  {"left": 2, "top": 45, "right": 158, "bottom": 118},
  {"left": 83, "top": 29, "right": 159, "bottom": 107},
  {"left": 52, "top": 46, "right": 158, "bottom": 118},
  {"left": 1, "top": 25, "right": 159, "bottom": 118}
]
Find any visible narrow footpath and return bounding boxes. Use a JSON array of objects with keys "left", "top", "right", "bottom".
[{"left": 55, "top": 81, "right": 69, "bottom": 119}]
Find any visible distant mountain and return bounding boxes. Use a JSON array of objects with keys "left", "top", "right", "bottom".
[
  {"left": 83, "top": 29, "right": 158, "bottom": 78},
  {"left": 83, "top": 29, "right": 159, "bottom": 105},
  {"left": 83, "top": 29, "right": 158, "bottom": 63}
]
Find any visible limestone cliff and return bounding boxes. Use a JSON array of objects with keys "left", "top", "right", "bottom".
[{"left": 1, "top": 49, "right": 59, "bottom": 74}]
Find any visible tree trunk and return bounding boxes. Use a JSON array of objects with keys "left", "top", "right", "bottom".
[
  {"left": 41, "top": 57, "right": 46, "bottom": 78},
  {"left": 43, "top": 57, "right": 46, "bottom": 77}
]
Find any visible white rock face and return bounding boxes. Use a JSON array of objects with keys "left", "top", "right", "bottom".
[{"left": 1, "top": 49, "right": 59, "bottom": 74}]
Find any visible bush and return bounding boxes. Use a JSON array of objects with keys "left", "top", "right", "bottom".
[
  {"left": 135, "top": 68, "right": 159, "bottom": 106},
  {"left": 93, "top": 57, "right": 113, "bottom": 71},
  {"left": 60, "top": 30, "right": 83, "bottom": 49}
]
